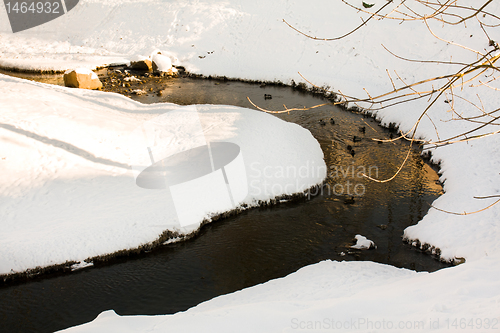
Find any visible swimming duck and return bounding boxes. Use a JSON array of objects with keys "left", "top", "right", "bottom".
[
  {"left": 346, "top": 145, "right": 352, "bottom": 151},
  {"left": 359, "top": 126, "right": 366, "bottom": 133},
  {"left": 264, "top": 94, "right": 272, "bottom": 99},
  {"left": 330, "top": 118, "right": 335, "bottom": 125},
  {"left": 350, "top": 149, "right": 355, "bottom": 157},
  {"left": 353, "top": 136, "right": 362, "bottom": 142},
  {"left": 344, "top": 196, "right": 355, "bottom": 205},
  {"left": 319, "top": 119, "right": 326, "bottom": 126}
]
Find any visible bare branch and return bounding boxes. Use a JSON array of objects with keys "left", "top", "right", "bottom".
[
  {"left": 430, "top": 197, "right": 500, "bottom": 215},
  {"left": 282, "top": 0, "right": 398, "bottom": 41}
]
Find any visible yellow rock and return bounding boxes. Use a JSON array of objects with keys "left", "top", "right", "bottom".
[
  {"left": 130, "top": 59, "right": 153, "bottom": 71},
  {"left": 63, "top": 69, "right": 103, "bottom": 90}
]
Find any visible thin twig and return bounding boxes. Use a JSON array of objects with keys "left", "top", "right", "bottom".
[{"left": 430, "top": 198, "right": 500, "bottom": 215}]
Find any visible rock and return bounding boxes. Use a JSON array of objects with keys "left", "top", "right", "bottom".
[
  {"left": 131, "top": 89, "right": 147, "bottom": 95},
  {"left": 130, "top": 59, "right": 153, "bottom": 71},
  {"left": 123, "top": 76, "right": 141, "bottom": 82},
  {"left": 152, "top": 53, "right": 172, "bottom": 74},
  {"left": 63, "top": 68, "right": 102, "bottom": 90}
]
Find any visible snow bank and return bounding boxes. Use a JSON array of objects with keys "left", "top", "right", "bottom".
[
  {"left": 60, "top": 256, "right": 500, "bottom": 333},
  {"left": 0, "top": 74, "right": 325, "bottom": 275},
  {"left": 2, "top": 0, "right": 494, "bottom": 264},
  {"left": 1, "top": 0, "right": 500, "bottom": 331}
]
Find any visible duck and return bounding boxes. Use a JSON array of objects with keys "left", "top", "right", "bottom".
[
  {"left": 346, "top": 145, "right": 352, "bottom": 151},
  {"left": 359, "top": 126, "right": 366, "bottom": 134},
  {"left": 264, "top": 94, "right": 272, "bottom": 99},
  {"left": 353, "top": 135, "right": 362, "bottom": 142},
  {"left": 330, "top": 118, "right": 335, "bottom": 125},
  {"left": 319, "top": 119, "right": 326, "bottom": 126},
  {"left": 389, "top": 133, "right": 394, "bottom": 139},
  {"left": 344, "top": 196, "right": 355, "bottom": 205},
  {"left": 350, "top": 149, "right": 355, "bottom": 157}
]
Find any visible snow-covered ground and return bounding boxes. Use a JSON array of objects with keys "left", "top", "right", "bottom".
[
  {"left": 0, "top": 74, "right": 325, "bottom": 274},
  {"left": 1, "top": 0, "right": 499, "bottom": 332}
]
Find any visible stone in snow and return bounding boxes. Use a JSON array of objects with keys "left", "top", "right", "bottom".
[
  {"left": 152, "top": 53, "right": 172, "bottom": 74},
  {"left": 130, "top": 59, "right": 152, "bottom": 71},
  {"left": 63, "top": 68, "right": 102, "bottom": 90}
]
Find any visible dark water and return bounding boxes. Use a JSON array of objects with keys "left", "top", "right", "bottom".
[{"left": 0, "top": 73, "right": 449, "bottom": 333}]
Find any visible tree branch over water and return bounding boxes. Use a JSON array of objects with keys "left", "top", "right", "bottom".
[{"left": 250, "top": 0, "right": 500, "bottom": 214}]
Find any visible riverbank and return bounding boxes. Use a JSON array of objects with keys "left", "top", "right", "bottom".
[
  {"left": 0, "top": 67, "right": 449, "bottom": 286},
  {"left": 1, "top": 0, "right": 499, "bottom": 331},
  {"left": 0, "top": 73, "right": 326, "bottom": 278}
]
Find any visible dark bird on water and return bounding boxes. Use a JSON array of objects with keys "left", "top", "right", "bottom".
[
  {"left": 344, "top": 196, "right": 355, "bottom": 205},
  {"left": 319, "top": 119, "right": 326, "bottom": 126},
  {"left": 330, "top": 118, "right": 335, "bottom": 125},
  {"left": 353, "top": 135, "right": 362, "bottom": 142},
  {"left": 264, "top": 94, "right": 272, "bottom": 99},
  {"left": 359, "top": 126, "right": 366, "bottom": 133},
  {"left": 346, "top": 144, "right": 355, "bottom": 157}
]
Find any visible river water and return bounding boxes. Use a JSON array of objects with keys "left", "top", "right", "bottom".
[{"left": 0, "top": 70, "right": 449, "bottom": 332}]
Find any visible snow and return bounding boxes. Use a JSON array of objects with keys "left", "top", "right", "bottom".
[
  {"left": 0, "top": 74, "right": 325, "bottom": 275},
  {"left": 59, "top": 257, "right": 500, "bottom": 333},
  {"left": 123, "top": 76, "right": 141, "bottom": 82},
  {"left": 70, "top": 261, "right": 93, "bottom": 271},
  {"left": 1, "top": 0, "right": 500, "bottom": 331},
  {"left": 151, "top": 53, "right": 172, "bottom": 72},
  {"left": 350, "top": 234, "right": 376, "bottom": 250},
  {"left": 63, "top": 68, "right": 99, "bottom": 80},
  {"left": 74, "top": 68, "right": 93, "bottom": 75}
]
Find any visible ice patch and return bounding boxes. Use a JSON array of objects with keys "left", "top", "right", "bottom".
[
  {"left": 70, "top": 261, "right": 94, "bottom": 271},
  {"left": 350, "top": 234, "right": 376, "bottom": 250}
]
